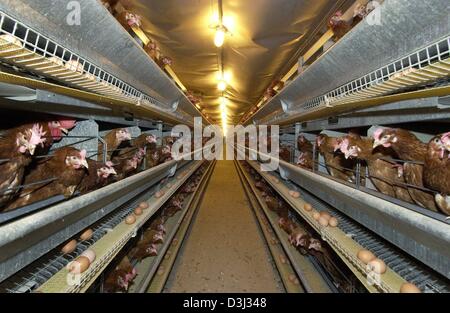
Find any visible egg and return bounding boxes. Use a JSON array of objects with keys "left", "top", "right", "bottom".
[
  {"left": 134, "top": 207, "right": 143, "bottom": 216},
  {"left": 125, "top": 215, "right": 136, "bottom": 225},
  {"left": 272, "top": 177, "right": 279, "bottom": 183},
  {"left": 139, "top": 202, "right": 149, "bottom": 210},
  {"left": 357, "top": 249, "right": 376, "bottom": 264},
  {"left": 79, "top": 229, "right": 93, "bottom": 241},
  {"left": 67, "top": 256, "right": 90, "bottom": 274},
  {"left": 155, "top": 190, "right": 164, "bottom": 198},
  {"left": 279, "top": 255, "right": 287, "bottom": 264},
  {"left": 400, "top": 283, "right": 421, "bottom": 293},
  {"left": 166, "top": 183, "right": 172, "bottom": 188},
  {"left": 289, "top": 190, "right": 300, "bottom": 198},
  {"left": 288, "top": 274, "right": 297, "bottom": 283},
  {"left": 312, "top": 211, "right": 321, "bottom": 221},
  {"left": 329, "top": 217, "right": 339, "bottom": 227},
  {"left": 61, "top": 240, "right": 77, "bottom": 254},
  {"left": 318, "top": 216, "right": 329, "bottom": 227},
  {"left": 304, "top": 203, "right": 313, "bottom": 211},
  {"left": 81, "top": 249, "right": 96, "bottom": 263},
  {"left": 367, "top": 258, "right": 387, "bottom": 274},
  {"left": 319, "top": 211, "right": 331, "bottom": 220}
]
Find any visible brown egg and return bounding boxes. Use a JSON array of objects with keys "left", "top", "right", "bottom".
[
  {"left": 61, "top": 240, "right": 77, "bottom": 254},
  {"left": 279, "top": 255, "right": 287, "bottom": 264},
  {"left": 367, "top": 258, "right": 387, "bottom": 274},
  {"left": 125, "top": 215, "right": 136, "bottom": 225},
  {"left": 155, "top": 190, "right": 165, "bottom": 198},
  {"left": 357, "top": 249, "right": 376, "bottom": 264},
  {"left": 81, "top": 249, "right": 96, "bottom": 263},
  {"left": 134, "top": 207, "right": 143, "bottom": 216},
  {"left": 329, "top": 217, "right": 339, "bottom": 227},
  {"left": 319, "top": 211, "right": 331, "bottom": 220},
  {"left": 67, "top": 256, "right": 90, "bottom": 274},
  {"left": 289, "top": 190, "right": 300, "bottom": 198},
  {"left": 288, "top": 274, "right": 296, "bottom": 283},
  {"left": 318, "top": 216, "right": 329, "bottom": 227},
  {"left": 304, "top": 203, "right": 312, "bottom": 211},
  {"left": 312, "top": 211, "right": 321, "bottom": 221},
  {"left": 139, "top": 202, "right": 149, "bottom": 210},
  {"left": 400, "top": 283, "right": 421, "bottom": 293},
  {"left": 79, "top": 229, "right": 93, "bottom": 241},
  {"left": 273, "top": 178, "right": 280, "bottom": 183}
]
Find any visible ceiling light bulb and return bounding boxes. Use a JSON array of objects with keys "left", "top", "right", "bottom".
[
  {"left": 217, "top": 80, "right": 227, "bottom": 91},
  {"left": 214, "top": 27, "right": 225, "bottom": 47}
]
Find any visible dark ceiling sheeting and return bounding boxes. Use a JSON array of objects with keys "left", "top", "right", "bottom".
[{"left": 132, "top": 0, "right": 341, "bottom": 123}]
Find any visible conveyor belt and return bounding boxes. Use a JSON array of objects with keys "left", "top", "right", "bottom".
[{"left": 163, "top": 161, "right": 284, "bottom": 293}]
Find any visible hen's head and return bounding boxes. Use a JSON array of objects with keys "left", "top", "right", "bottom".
[
  {"left": 372, "top": 128, "right": 398, "bottom": 149},
  {"left": 48, "top": 119, "right": 76, "bottom": 140},
  {"left": 116, "top": 128, "right": 131, "bottom": 143},
  {"left": 297, "top": 152, "right": 307, "bottom": 166},
  {"left": 329, "top": 10, "right": 344, "bottom": 27},
  {"left": 152, "top": 231, "right": 164, "bottom": 243},
  {"left": 316, "top": 134, "right": 326, "bottom": 147},
  {"left": 97, "top": 162, "right": 117, "bottom": 178},
  {"left": 125, "top": 12, "right": 142, "bottom": 27},
  {"left": 353, "top": 3, "right": 367, "bottom": 18},
  {"left": 308, "top": 238, "right": 323, "bottom": 253},
  {"left": 144, "top": 244, "right": 158, "bottom": 257},
  {"left": 15, "top": 124, "right": 46, "bottom": 155},
  {"left": 428, "top": 135, "right": 448, "bottom": 159},
  {"left": 117, "top": 267, "right": 137, "bottom": 291},
  {"left": 440, "top": 132, "right": 450, "bottom": 152},
  {"left": 146, "top": 134, "right": 157, "bottom": 144},
  {"left": 340, "top": 138, "right": 361, "bottom": 159},
  {"left": 298, "top": 135, "right": 307, "bottom": 143},
  {"left": 161, "top": 56, "right": 172, "bottom": 66},
  {"left": 171, "top": 198, "right": 183, "bottom": 209},
  {"left": 65, "top": 149, "right": 89, "bottom": 169},
  {"left": 162, "top": 145, "right": 171, "bottom": 155},
  {"left": 128, "top": 157, "right": 139, "bottom": 169}
]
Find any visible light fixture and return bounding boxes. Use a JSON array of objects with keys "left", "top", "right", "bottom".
[
  {"left": 214, "top": 26, "right": 226, "bottom": 47},
  {"left": 217, "top": 79, "right": 227, "bottom": 91}
]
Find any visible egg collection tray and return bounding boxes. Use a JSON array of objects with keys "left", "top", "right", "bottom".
[
  {"left": 243, "top": 156, "right": 450, "bottom": 293},
  {"left": 35, "top": 160, "right": 204, "bottom": 293},
  {"left": 0, "top": 160, "right": 203, "bottom": 293}
]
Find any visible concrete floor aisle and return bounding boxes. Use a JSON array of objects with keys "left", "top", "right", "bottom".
[{"left": 163, "top": 161, "right": 283, "bottom": 292}]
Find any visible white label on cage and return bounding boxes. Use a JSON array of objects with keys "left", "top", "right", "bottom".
[
  {"left": 279, "top": 166, "right": 289, "bottom": 180},
  {"left": 168, "top": 164, "right": 178, "bottom": 177}
]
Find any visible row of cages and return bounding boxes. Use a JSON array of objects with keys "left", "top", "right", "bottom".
[
  {"left": 252, "top": 123, "right": 450, "bottom": 219},
  {"left": 0, "top": 110, "right": 211, "bottom": 224},
  {"left": 0, "top": 160, "right": 212, "bottom": 293}
]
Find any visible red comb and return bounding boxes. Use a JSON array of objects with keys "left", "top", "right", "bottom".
[{"left": 59, "top": 119, "right": 77, "bottom": 129}]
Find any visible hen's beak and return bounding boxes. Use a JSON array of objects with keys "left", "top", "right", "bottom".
[
  {"left": 372, "top": 140, "right": 382, "bottom": 149},
  {"left": 108, "top": 168, "right": 117, "bottom": 175},
  {"left": 81, "top": 159, "right": 89, "bottom": 169},
  {"left": 344, "top": 151, "right": 352, "bottom": 159},
  {"left": 28, "top": 144, "right": 36, "bottom": 156},
  {"left": 60, "top": 127, "right": 69, "bottom": 135}
]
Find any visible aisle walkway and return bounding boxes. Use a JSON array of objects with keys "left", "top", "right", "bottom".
[{"left": 164, "top": 161, "right": 283, "bottom": 292}]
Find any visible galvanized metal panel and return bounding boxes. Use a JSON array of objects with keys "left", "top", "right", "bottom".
[{"left": 253, "top": 0, "right": 450, "bottom": 122}]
